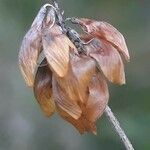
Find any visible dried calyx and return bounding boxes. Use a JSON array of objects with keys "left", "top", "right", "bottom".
[{"left": 18, "top": 3, "right": 129, "bottom": 134}]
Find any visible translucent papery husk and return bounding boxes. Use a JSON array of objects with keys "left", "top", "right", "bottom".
[
  {"left": 52, "top": 51, "right": 109, "bottom": 134},
  {"left": 76, "top": 18, "right": 130, "bottom": 61},
  {"left": 18, "top": 5, "right": 55, "bottom": 87},
  {"left": 82, "top": 36, "right": 126, "bottom": 85},
  {"left": 42, "top": 24, "right": 77, "bottom": 78},
  {"left": 34, "top": 58, "right": 55, "bottom": 117}
]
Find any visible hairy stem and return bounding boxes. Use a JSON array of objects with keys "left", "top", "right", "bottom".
[{"left": 51, "top": 0, "right": 134, "bottom": 149}]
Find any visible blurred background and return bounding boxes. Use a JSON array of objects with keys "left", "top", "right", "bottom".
[{"left": 0, "top": 0, "right": 150, "bottom": 149}]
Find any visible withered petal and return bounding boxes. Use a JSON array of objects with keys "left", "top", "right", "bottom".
[
  {"left": 77, "top": 18, "right": 130, "bottom": 61},
  {"left": 42, "top": 25, "right": 76, "bottom": 77},
  {"left": 52, "top": 76, "right": 82, "bottom": 120},
  {"left": 84, "top": 38, "right": 126, "bottom": 84},
  {"left": 34, "top": 58, "right": 55, "bottom": 117}
]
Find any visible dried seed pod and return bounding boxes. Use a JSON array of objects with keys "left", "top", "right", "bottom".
[
  {"left": 34, "top": 59, "right": 55, "bottom": 117},
  {"left": 75, "top": 18, "right": 130, "bottom": 61},
  {"left": 18, "top": 5, "right": 55, "bottom": 86}
]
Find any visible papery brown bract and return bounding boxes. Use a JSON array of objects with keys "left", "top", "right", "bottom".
[
  {"left": 53, "top": 53, "right": 96, "bottom": 119},
  {"left": 18, "top": 25, "right": 42, "bottom": 86},
  {"left": 87, "top": 72, "right": 109, "bottom": 122},
  {"left": 42, "top": 25, "right": 77, "bottom": 77},
  {"left": 52, "top": 52, "right": 109, "bottom": 134},
  {"left": 54, "top": 72, "right": 109, "bottom": 134},
  {"left": 83, "top": 38, "right": 125, "bottom": 84},
  {"left": 71, "top": 54, "right": 96, "bottom": 103},
  {"left": 52, "top": 76, "right": 82, "bottom": 120},
  {"left": 18, "top": 5, "right": 55, "bottom": 87},
  {"left": 34, "top": 59, "right": 55, "bottom": 117},
  {"left": 76, "top": 18, "right": 130, "bottom": 61}
]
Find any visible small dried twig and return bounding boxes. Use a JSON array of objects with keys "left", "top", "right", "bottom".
[{"left": 51, "top": 0, "right": 134, "bottom": 149}]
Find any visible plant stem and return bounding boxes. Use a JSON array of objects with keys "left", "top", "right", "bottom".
[
  {"left": 104, "top": 106, "right": 134, "bottom": 150},
  {"left": 51, "top": 0, "right": 134, "bottom": 149}
]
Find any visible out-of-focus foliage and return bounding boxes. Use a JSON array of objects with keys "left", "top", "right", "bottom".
[{"left": 0, "top": 0, "right": 149, "bottom": 149}]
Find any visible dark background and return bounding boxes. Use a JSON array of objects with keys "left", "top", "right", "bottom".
[{"left": 0, "top": 0, "right": 150, "bottom": 149}]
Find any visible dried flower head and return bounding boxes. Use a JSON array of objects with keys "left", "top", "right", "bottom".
[{"left": 18, "top": 4, "right": 129, "bottom": 134}]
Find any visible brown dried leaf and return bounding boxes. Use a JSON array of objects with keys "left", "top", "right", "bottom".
[
  {"left": 83, "top": 38, "right": 125, "bottom": 84},
  {"left": 42, "top": 25, "right": 76, "bottom": 77},
  {"left": 34, "top": 59, "right": 55, "bottom": 117},
  {"left": 77, "top": 18, "right": 130, "bottom": 61}
]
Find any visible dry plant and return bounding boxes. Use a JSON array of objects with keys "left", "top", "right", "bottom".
[{"left": 18, "top": 0, "right": 134, "bottom": 149}]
